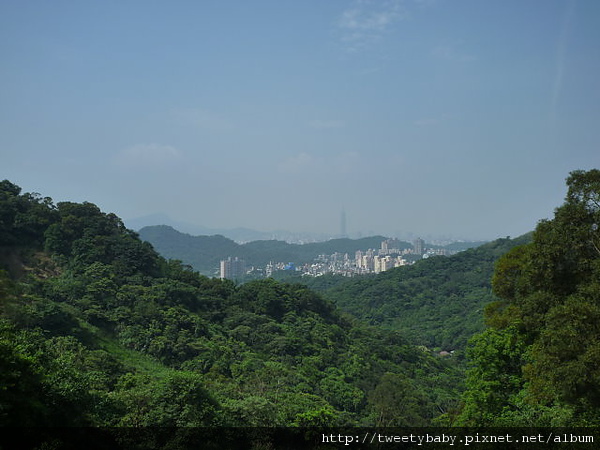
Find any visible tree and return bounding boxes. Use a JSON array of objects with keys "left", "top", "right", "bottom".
[
  {"left": 458, "top": 169, "right": 600, "bottom": 425},
  {"left": 113, "top": 371, "right": 220, "bottom": 426},
  {"left": 0, "top": 180, "right": 57, "bottom": 246},
  {"left": 369, "top": 372, "right": 428, "bottom": 427}
]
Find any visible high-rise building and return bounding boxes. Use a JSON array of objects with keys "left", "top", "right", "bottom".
[
  {"left": 220, "top": 257, "right": 246, "bottom": 281},
  {"left": 374, "top": 255, "right": 395, "bottom": 273},
  {"left": 361, "top": 255, "right": 374, "bottom": 271},
  {"left": 413, "top": 238, "right": 425, "bottom": 255},
  {"left": 355, "top": 250, "right": 363, "bottom": 265},
  {"left": 380, "top": 240, "right": 389, "bottom": 255}
]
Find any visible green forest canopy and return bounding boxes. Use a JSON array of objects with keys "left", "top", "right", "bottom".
[
  {"left": 306, "top": 234, "right": 532, "bottom": 351},
  {"left": 1, "top": 168, "right": 599, "bottom": 430},
  {"left": 0, "top": 179, "right": 460, "bottom": 428},
  {"left": 453, "top": 169, "right": 600, "bottom": 426}
]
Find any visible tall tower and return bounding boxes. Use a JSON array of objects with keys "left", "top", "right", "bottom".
[
  {"left": 413, "top": 238, "right": 425, "bottom": 255},
  {"left": 340, "top": 208, "right": 347, "bottom": 238}
]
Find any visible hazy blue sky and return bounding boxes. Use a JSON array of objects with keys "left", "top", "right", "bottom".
[{"left": 2, "top": 0, "right": 599, "bottom": 241}]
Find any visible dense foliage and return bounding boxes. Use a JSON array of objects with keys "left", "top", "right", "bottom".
[
  {"left": 0, "top": 180, "right": 461, "bottom": 427},
  {"left": 3, "top": 169, "right": 596, "bottom": 429},
  {"left": 304, "top": 235, "right": 531, "bottom": 351},
  {"left": 453, "top": 169, "right": 600, "bottom": 426}
]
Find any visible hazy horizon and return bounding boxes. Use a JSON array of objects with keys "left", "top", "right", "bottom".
[
  {"left": 125, "top": 212, "right": 498, "bottom": 243},
  {"left": 2, "top": 1, "right": 599, "bottom": 242}
]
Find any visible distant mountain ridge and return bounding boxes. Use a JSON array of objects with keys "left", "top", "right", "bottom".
[
  {"left": 138, "top": 225, "right": 486, "bottom": 276},
  {"left": 126, "top": 213, "right": 332, "bottom": 243},
  {"left": 126, "top": 214, "right": 487, "bottom": 245},
  {"left": 138, "top": 225, "right": 389, "bottom": 275}
]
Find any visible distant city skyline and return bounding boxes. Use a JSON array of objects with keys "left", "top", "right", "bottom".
[{"left": 2, "top": 1, "right": 599, "bottom": 242}]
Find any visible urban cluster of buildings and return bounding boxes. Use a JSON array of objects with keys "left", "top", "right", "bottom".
[
  {"left": 293, "top": 251, "right": 408, "bottom": 278},
  {"left": 220, "top": 238, "right": 457, "bottom": 281}
]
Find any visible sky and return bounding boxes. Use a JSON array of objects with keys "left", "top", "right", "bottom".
[{"left": 1, "top": 0, "right": 599, "bottom": 241}]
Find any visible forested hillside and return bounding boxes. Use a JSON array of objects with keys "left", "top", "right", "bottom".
[
  {"left": 0, "top": 180, "right": 461, "bottom": 428},
  {"left": 303, "top": 235, "right": 531, "bottom": 351},
  {"left": 2, "top": 169, "right": 598, "bottom": 432},
  {"left": 453, "top": 169, "right": 600, "bottom": 426}
]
